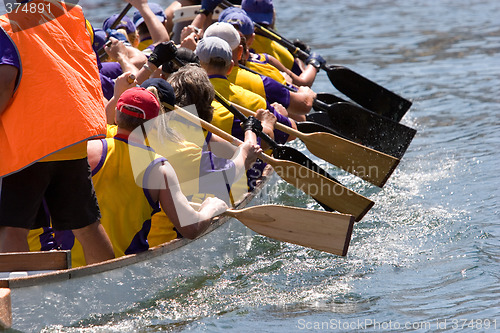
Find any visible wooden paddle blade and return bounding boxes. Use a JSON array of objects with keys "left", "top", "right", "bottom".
[
  {"left": 297, "top": 130, "right": 400, "bottom": 187},
  {"left": 227, "top": 205, "right": 355, "bottom": 256},
  {"left": 0, "top": 288, "right": 12, "bottom": 330},
  {"left": 306, "top": 109, "right": 416, "bottom": 159},
  {"left": 325, "top": 65, "right": 412, "bottom": 122},
  {"left": 259, "top": 154, "right": 373, "bottom": 221}
]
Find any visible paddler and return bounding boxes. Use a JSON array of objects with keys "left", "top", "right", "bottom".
[
  {"left": 241, "top": 0, "right": 307, "bottom": 75},
  {"left": 219, "top": 7, "right": 324, "bottom": 87},
  {"left": 0, "top": 0, "right": 115, "bottom": 264},
  {"left": 203, "top": 22, "right": 316, "bottom": 121},
  {"left": 194, "top": 36, "right": 292, "bottom": 146},
  {"left": 65, "top": 86, "right": 229, "bottom": 266},
  {"left": 144, "top": 68, "right": 263, "bottom": 246}
]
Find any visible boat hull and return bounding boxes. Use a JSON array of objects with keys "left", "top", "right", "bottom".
[{"left": 2, "top": 169, "right": 274, "bottom": 332}]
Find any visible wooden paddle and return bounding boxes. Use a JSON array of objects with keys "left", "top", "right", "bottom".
[
  {"left": 190, "top": 202, "right": 355, "bottom": 256},
  {"left": 307, "top": 107, "right": 417, "bottom": 160},
  {"left": 172, "top": 103, "right": 373, "bottom": 221},
  {"left": 0, "top": 288, "right": 12, "bottom": 330},
  {"left": 229, "top": 101, "right": 400, "bottom": 188},
  {"left": 238, "top": 64, "right": 416, "bottom": 159}
]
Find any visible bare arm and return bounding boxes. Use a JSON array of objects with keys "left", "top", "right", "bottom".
[
  {"left": 0, "top": 65, "right": 18, "bottom": 115},
  {"left": 86, "top": 139, "right": 104, "bottom": 170},
  {"left": 286, "top": 86, "right": 316, "bottom": 121},
  {"left": 105, "top": 72, "right": 137, "bottom": 124},
  {"left": 127, "top": 0, "right": 170, "bottom": 44},
  {"left": 105, "top": 38, "right": 146, "bottom": 75},
  {"left": 266, "top": 54, "right": 317, "bottom": 87},
  {"left": 150, "top": 162, "right": 228, "bottom": 239}
]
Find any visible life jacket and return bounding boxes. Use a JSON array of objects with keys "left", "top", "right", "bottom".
[{"left": 0, "top": 0, "right": 105, "bottom": 177}]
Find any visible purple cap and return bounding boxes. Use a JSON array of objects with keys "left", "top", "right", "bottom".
[
  {"left": 219, "top": 9, "right": 254, "bottom": 36},
  {"left": 92, "top": 28, "right": 107, "bottom": 53},
  {"left": 102, "top": 14, "right": 136, "bottom": 34},
  {"left": 133, "top": 3, "right": 166, "bottom": 28},
  {"left": 218, "top": 7, "right": 246, "bottom": 22},
  {"left": 241, "top": 0, "right": 274, "bottom": 25}
]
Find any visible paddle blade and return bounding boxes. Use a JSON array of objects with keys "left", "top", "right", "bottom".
[
  {"left": 230, "top": 205, "right": 355, "bottom": 256},
  {"left": 325, "top": 65, "right": 412, "bottom": 122},
  {"left": 262, "top": 152, "right": 374, "bottom": 221},
  {"left": 315, "top": 92, "right": 347, "bottom": 106},
  {"left": 324, "top": 103, "right": 417, "bottom": 159},
  {"left": 307, "top": 109, "right": 415, "bottom": 159},
  {"left": 298, "top": 130, "right": 400, "bottom": 187}
]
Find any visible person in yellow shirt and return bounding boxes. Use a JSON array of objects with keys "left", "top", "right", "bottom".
[
  {"left": 241, "top": 0, "right": 304, "bottom": 75},
  {"left": 143, "top": 69, "right": 262, "bottom": 246},
  {"left": 131, "top": 0, "right": 170, "bottom": 52},
  {"left": 65, "top": 87, "right": 229, "bottom": 266},
  {"left": 219, "top": 7, "right": 323, "bottom": 88},
  {"left": 203, "top": 22, "right": 316, "bottom": 121}
]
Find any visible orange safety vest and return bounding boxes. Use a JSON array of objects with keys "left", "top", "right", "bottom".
[{"left": 0, "top": 0, "right": 106, "bottom": 177}]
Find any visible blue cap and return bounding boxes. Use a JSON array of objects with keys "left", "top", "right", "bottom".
[
  {"left": 133, "top": 3, "right": 166, "bottom": 28},
  {"left": 102, "top": 14, "right": 136, "bottom": 34},
  {"left": 241, "top": 0, "right": 274, "bottom": 25},
  {"left": 195, "top": 37, "right": 233, "bottom": 65},
  {"left": 220, "top": 9, "right": 254, "bottom": 36},
  {"left": 218, "top": 7, "right": 246, "bottom": 22},
  {"left": 140, "top": 78, "right": 176, "bottom": 107}
]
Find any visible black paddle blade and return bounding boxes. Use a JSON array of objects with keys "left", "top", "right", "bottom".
[
  {"left": 315, "top": 92, "right": 347, "bottom": 106},
  {"left": 272, "top": 145, "right": 340, "bottom": 212},
  {"left": 296, "top": 121, "right": 344, "bottom": 137},
  {"left": 307, "top": 103, "right": 417, "bottom": 159},
  {"left": 325, "top": 65, "right": 412, "bottom": 122}
]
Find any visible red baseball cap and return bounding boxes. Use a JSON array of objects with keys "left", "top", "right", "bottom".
[{"left": 116, "top": 87, "right": 160, "bottom": 120}]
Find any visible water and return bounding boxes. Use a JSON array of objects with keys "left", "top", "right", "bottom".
[{"left": 6, "top": 0, "right": 500, "bottom": 331}]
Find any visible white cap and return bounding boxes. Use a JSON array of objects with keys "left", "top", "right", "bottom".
[
  {"left": 204, "top": 22, "right": 241, "bottom": 50},
  {"left": 195, "top": 36, "right": 233, "bottom": 65}
]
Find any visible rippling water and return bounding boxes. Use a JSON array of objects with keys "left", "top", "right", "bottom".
[{"left": 5, "top": 0, "right": 499, "bottom": 332}]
